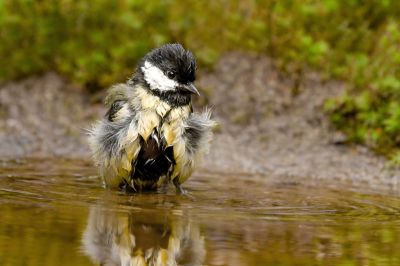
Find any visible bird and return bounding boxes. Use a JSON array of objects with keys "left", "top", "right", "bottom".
[{"left": 88, "top": 43, "right": 215, "bottom": 193}]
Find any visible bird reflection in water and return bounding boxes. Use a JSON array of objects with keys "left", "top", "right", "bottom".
[{"left": 82, "top": 206, "right": 206, "bottom": 266}]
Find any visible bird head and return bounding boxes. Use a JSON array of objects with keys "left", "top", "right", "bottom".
[{"left": 132, "top": 44, "right": 199, "bottom": 107}]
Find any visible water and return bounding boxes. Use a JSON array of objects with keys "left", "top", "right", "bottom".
[{"left": 1, "top": 159, "right": 400, "bottom": 265}]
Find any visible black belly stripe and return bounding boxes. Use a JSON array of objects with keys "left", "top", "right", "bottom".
[{"left": 131, "top": 136, "right": 175, "bottom": 185}]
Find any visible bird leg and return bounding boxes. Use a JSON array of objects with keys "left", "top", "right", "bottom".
[{"left": 173, "top": 178, "right": 185, "bottom": 195}]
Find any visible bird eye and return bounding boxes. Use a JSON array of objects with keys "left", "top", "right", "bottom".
[{"left": 167, "top": 71, "right": 175, "bottom": 79}]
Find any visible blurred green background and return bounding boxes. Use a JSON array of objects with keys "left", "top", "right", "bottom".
[{"left": 2, "top": 0, "right": 400, "bottom": 159}]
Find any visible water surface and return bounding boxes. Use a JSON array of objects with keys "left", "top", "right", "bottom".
[{"left": 1, "top": 159, "right": 400, "bottom": 265}]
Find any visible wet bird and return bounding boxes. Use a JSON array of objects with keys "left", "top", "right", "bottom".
[{"left": 88, "top": 44, "right": 215, "bottom": 193}]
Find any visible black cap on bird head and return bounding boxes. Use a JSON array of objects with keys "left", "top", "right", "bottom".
[{"left": 132, "top": 44, "right": 200, "bottom": 107}]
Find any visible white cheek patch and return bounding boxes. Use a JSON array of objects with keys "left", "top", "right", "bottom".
[{"left": 142, "top": 61, "right": 178, "bottom": 91}]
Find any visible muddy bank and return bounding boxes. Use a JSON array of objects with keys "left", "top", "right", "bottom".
[
  {"left": 0, "top": 54, "right": 398, "bottom": 189},
  {"left": 198, "top": 54, "right": 398, "bottom": 189},
  {"left": 0, "top": 72, "right": 98, "bottom": 158}
]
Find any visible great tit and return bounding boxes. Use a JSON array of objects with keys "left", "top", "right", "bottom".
[{"left": 88, "top": 44, "right": 215, "bottom": 193}]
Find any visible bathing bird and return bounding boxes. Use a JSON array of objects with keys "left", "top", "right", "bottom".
[{"left": 88, "top": 44, "right": 215, "bottom": 193}]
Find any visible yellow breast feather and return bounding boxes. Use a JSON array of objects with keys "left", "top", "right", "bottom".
[
  {"left": 161, "top": 104, "right": 191, "bottom": 147},
  {"left": 138, "top": 110, "right": 161, "bottom": 142}
]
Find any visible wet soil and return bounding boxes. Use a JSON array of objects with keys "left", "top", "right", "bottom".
[
  {"left": 1, "top": 159, "right": 400, "bottom": 265},
  {"left": 0, "top": 72, "right": 96, "bottom": 158},
  {"left": 198, "top": 54, "right": 397, "bottom": 191}
]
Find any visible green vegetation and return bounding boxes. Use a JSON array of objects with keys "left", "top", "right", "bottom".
[{"left": 2, "top": 0, "right": 400, "bottom": 155}]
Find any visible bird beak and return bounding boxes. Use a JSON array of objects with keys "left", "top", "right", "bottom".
[{"left": 183, "top": 83, "right": 200, "bottom": 96}]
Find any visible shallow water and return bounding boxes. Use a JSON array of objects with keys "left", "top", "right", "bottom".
[{"left": 1, "top": 159, "right": 400, "bottom": 265}]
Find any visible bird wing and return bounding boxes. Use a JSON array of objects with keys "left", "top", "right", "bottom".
[
  {"left": 104, "top": 83, "right": 135, "bottom": 122},
  {"left": 89, "top": 84, "right": 143, "bottom": 188},
  {"left": 171, "top": 110, "right": 216, "bottom": 185},
  {"left": 106, "top": 100, "right": 126, "bottom": 121}
]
